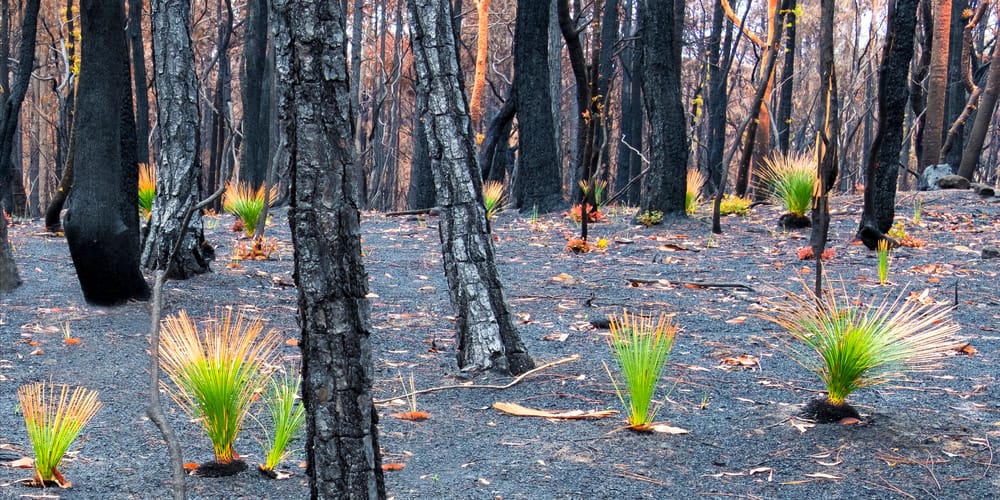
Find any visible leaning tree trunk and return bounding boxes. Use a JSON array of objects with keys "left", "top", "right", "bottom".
[
  {"left": 0, "top": 0, "right": 41, "bottom": 215},
  {"left": 639, "top": 0, "right": 688, "bottom": 215},
  {"left": 272, "top": 1, "right": 385, "bottom": 497},
  {"left": 142, "top": 0, "right": 213, "bottom": 279},
  {"left": 958, "top": 2, "right": 1000, "bottom": 180},
  {"left": 857, "top": 0, "right": 918, "bottom": 249},
  {"left": 63, "top": 0, "right": 150, "bottom": 306},
  {"left": 407, "top": 0, "right": 535, "bottom": 375}
]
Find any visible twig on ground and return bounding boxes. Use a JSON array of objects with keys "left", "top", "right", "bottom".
[
  {"left": 626, "top": 277, "right": 756, "bottom": 292},
  {"left": 373, "top": 355, "right": 579, "bottom": 404}
]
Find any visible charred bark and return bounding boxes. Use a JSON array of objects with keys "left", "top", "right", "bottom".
[
  {"left": 407, "top": 0, "right": 535, "bottom": 374},
  {"left": 639, "top": 0, "right": 688, "bottom": 215},
  {"left": 0, "top": 214, "right": 19, "bottom": 292},
  {"left": 272, "top": 1, "right": 385, "bottom": 497},
  {"left": 858, "top": 0, "right": 918, "bottom": 249},
  {"left": 0, "top": 0, "right": 41, "bottom": 215},
  {"left": 240, "top": 0, "right": 271, "bottom": 186},
  {"left": 142, "top": 0, "right": 213, "bottom": 279},
  {"left": 128, "top": 0, "right": 151, "bottom": 164},
  {"left": 63, "top": 0, "right": 150, "bottom": 306},
  {"left": 514, "top": 0, "right": 562, "bottom": 212}
]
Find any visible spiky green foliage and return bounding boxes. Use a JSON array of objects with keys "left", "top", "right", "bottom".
[
  {"left": 604, "top": 310, "right": 677, "bottom": 430},
  {"left": 759, "top": 152, "right": 816, "bottom": 217},
  {"left": 686, "top": 169, "right": 704, "bottom": 215},
  {"left": 765, "top": 283, "right": 961, "bottom": 405},
  {"left": 261, "top": 371, "right": 305, "bottom": 472},
  {"left": 913, "top": 196, "right": 924, "bottom": 225},
  {"left": 876, "top": 240, "right": 891, "bottom": 285},
  {"left": 222, "top": 181, "right": 278, "bottom": 238},
  {"left": 579, "top": 179, "right": 607, "bottom": 209},
  {"left": 138, "top": 163, "right": 156, "bottom": 219},
  {"left": 18, "top": 382, "right": 101, "bottom": 486},
  {"left": 159, "top": 309, "right": 279, "bottom": 464},
  {"left": 482, "top": 181, "right": 506, "bottom": 221}
]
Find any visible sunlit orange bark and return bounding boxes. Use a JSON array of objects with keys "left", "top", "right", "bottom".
[{"left": 469, "top": 0, "right": 491, "bottom": 127}]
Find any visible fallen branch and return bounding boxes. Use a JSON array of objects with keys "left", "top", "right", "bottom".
[
  {"left": 626, "top": 277, "right": 756, "bottom": 292},
  {"left": 373, "top": 355, "right": 579, "bottom": 404},
  {"left": 384, "top": 207, "right": 438, "bottom": 217}
]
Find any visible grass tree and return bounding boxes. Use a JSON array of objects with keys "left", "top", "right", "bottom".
[
  {"left": 17, "top": 382, "right": 102, "bottom": 487},
  {"left": 604, "top": 310, "right": 678, "bottom": 431},
  {"left": 222, "top": 181, "right": 278, "bottom": 238},
  {"left": 765, "top": 283, "right": 961, "bottom": 422},
  {"left": 259, "top": 371, "right": 306, "bottom": 478},
  {"left": 759, "top": 151, "right": 815, "bottom": 229},
  {"left": 158, "top": 308, "right": 279, "bottom": 475}
]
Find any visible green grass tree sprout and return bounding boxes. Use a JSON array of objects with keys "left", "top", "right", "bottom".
[
  {"left": 604, "top": 310, "right": 678, "bottom": 431},
  {"left": 17, "top": 382, "right": 102, "bottom": 487}
]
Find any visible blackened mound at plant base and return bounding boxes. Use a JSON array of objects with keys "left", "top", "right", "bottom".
[
  {"left": 802, "top": 398, "right": 861, "bottom": 423},
  {"left": 64, "top": 215, "right": 150, "bottom": 306},
  {"left": 193, "top": 460, "right": 248, "bottom": 477},
  {"left": 778, "top": 213, "right": 811, "bottom": 229}
]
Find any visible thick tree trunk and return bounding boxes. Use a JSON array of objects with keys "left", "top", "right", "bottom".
[
  {"left": 64, "top": 0, "right": 150, "bottom": 306},
  {"left": 858, "top": 0, "right": 919, "bottom": 248},
  {"left": 240, "top": 0, "right": 271, "bottom": 186},
  {"left": 639, "top": 0, "right": 688, "bottom": 215},
  {"left": 272, "top": 1, "right": 385, "bottom": 497},
  {"left": 128, "top": 0, "right": 151, "bottom": 164},
  {"left": 407, "top": 0, "right": 535, "bottom": 375},
  {"left": 942, "top": 0, "right": 969, "bottom": 167},
  {"left": 407, "top": 91, "right": 437, "bottom": 210},
  {"left": 0, "top": 0, "right": 41, "bottom": 215},
  {"left": 142, "top": 0, "right": 213, "bottom": 279},
  {"left": 514, "top": 0, "right": 562, "bottom": 213},
  {"left": 478, "top": 88, "right": 515, "bottom": 183},
  {"left": 920, "top": 0, "right": 952, "bottom": 171}
]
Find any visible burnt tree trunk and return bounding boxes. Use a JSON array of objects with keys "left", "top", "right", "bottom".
[
  {"left": 858, "top": 0, "right": 918, "bottom": 248},
  {"left": 240, "top": 0, "right": 271, "bottom": 186},
  {"left": 407, "top": 0, "right": 535, "bottom": 374},
  {"left": 775, "top": 0, "right": 797, "bottom": 154},
  {"left": 514, "top": 0, "right": 562, "bottom": 212},
  {"left": 920, "top": 0, "right": 952, "bottom": 171},
  {"left": 639, "top": 0, "right": 688, "bottom": 215},
  {"left": 206, "top": 0, "right": 233, "bottom": 212},
  {"left": 142, "top": 0, "right": 213, "bottom": 279},
  {"left": 0, "top": 0, "right": 41, "bottom": 215},
  {"left": 705, "top": 0, "right": 734, "bottom": 196},
  {"left": 64, "top": 0, "right": 150, "bottom": 306},
  {"left": 811, "top": 0, "right": 840, "bottom": 296},
  {"left": 272, "top": 0, "right": 386, "bottom": 497},
  {"left": 128, "top": 0, "right": 151, "bottom": 164}
]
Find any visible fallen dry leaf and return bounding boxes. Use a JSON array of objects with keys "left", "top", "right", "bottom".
[
  {"left": 804, "top": 472, "right": 843, "bottom": 480},
  {"left": 725, "top": 316, "right": 746, "bottom": 325},
  {"left": 790, "top": 419, "right": 815, "bottom": 434},
  {"left": 6, "top": 456, "right": 34, "bottom": 468},
  {"left": 955, "top": 343, "right": 977, "bottom": 355},
  {"left": 720, "top": 354, "right": 759, "bottom": 369},
  {"left": 493, "top": 402, "right": 617, "bottom": 420},
  {"left": 285, "top": 338, "right": 299, "bottom": 347},
  {"left": 839, "top": 417, "right": 862, "bottom": 425},
  {"left": 392, "top": 411, "right": 431, "bottom": 421},
  {"left": 541, "top": 333, "right": 568, "bottom": 342},
  {"left": 182, "top": 462, "right": 199, "bottom": 471},
  {"left": 381, "top": 463, "right": 406, "bottom": 471},
  {"left": 63, "top": 337, "right": 81, "bottom": 346},
  {"left": 650, "top": 423, "right": 690, "bottom": 434}
]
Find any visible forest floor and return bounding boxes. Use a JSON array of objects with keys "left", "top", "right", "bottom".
[{"left": 1, "top": 189, "right": 999, "bottom": 499}]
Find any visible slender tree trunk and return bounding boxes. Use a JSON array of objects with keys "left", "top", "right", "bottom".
[
  {"left": 639, "top": 0, "right": 687, "bottom": 215},
  {"left": 0, "top": 0, "right": 41, "bottom": 215},
  {"left": 142, "top": 0, "right": 213, "bottom": 279},
  {"left": 272, "top": 1, "right": 386, "bottom": 497},
  {"left": 0, "top": 214, "right": 18, "bottom": 291},
  {"left": 206, "top": 0, "right": 233, "bottom": 212},
  {"left": 958, "top": 5, "right": 1000, "bottom": 180},
  {"left": 407, "top": 0, "right": 535, "bottom": 374},
  {"left": 942, "top": 0, "right": 969, "bottom": 167},
  {"left": 920, "top": 0, "right": 952, "bottom": 171},
  {"left": 775, "top": 0, "right": 797, "bottom": 154},
  {"left": 858, "top": 0, "right": 919, "bottom": 248},
  {"left": 128, "top": 0, "right": 151, "bottom": 164},
  {"left": 705, "top": 0, "right": 733, "bottom": 196},
  {"left": 514, "top": 0, "right": 562, "bottom": 212},
  {"left": 811, "top": 0, "right": 839, "bottom": 296},
  {"left": 64, "top": 0, "right": 150, "bottom": 306},
  {"left": 407, "top": 90, "right": 436, "bottom": 209}
]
